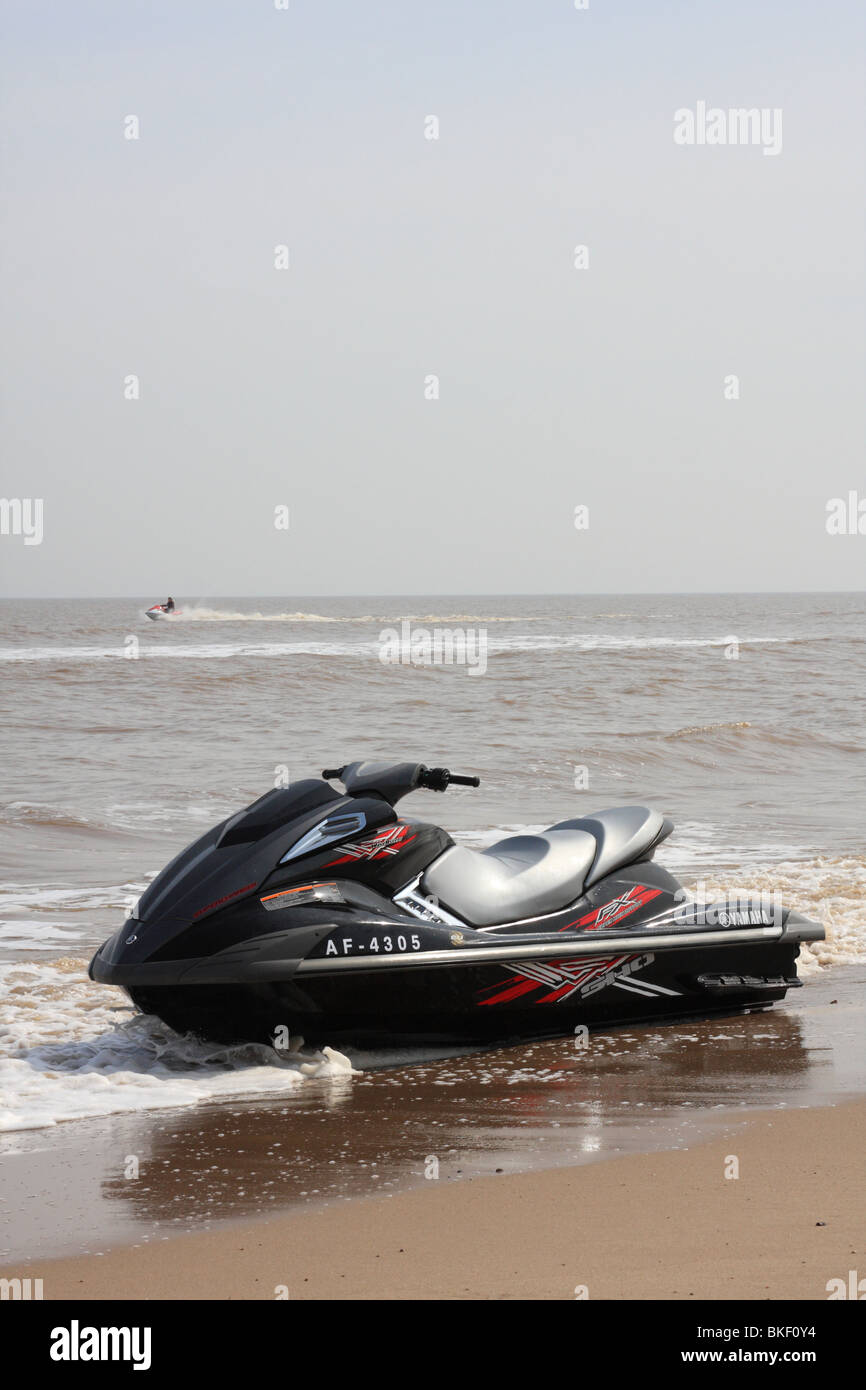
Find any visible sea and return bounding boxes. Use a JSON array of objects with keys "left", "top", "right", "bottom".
[{"left": 1, "top": 592, "right": 864, "bottom": 1139}]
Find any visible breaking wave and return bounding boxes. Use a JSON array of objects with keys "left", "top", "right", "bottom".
[
  {"left": 0, "top": 634, "right": 811, "bottom": 664},
  {"left": 0, "top": 961, "right": 355, "bottom": 1133}
]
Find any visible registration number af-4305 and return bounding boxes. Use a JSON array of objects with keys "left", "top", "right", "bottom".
[{"left": 324, "top": 932, "right": 422, "bottom": 956}]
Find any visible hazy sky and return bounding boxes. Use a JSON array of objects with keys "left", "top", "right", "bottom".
[{"left": 1, "top": 0, "right": 863, "bottom": 596}]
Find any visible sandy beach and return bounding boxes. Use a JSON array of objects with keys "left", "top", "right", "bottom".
[
  {"left": 5, "top": 1099, "right": 862, "bottom": 1301},
  {"left": 2, "top": 966, "right": 863, "bottom": 1301}
]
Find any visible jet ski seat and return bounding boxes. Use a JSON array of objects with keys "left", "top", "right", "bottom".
[
  {"left": 550, "top": 806, "right": 672, "bottom": 889},
  {"left": 421, "top": 806, "right": 671, "bottom": 927}
]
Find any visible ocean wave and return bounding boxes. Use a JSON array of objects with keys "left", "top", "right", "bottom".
[
  {"left": 391, "top": 614, "right": 546, "bottom": 624},
  {"left": 603, "top": 724, "right": 865, "bottom": 764},
  {"left": 0, "top": 642, "right": 373, "bottom": 662},
  {"left": 0, "top": 799, "right": 237, "bottom": 835},
  {"left": 0, "top": 880, "right": 147, "bottom": 918},
  {"left": 0, "top": 922, "right": 84, "bottom": 951},
  {"left": 663, "top": 722, "right": 752, "bottom": 739},
  {"left": 486, "top": 634, "right": 790, "bottom": 653},
  {"left": 0, "top": 961, "right": 355, "bottom": 1132},
  {"left": 0, "top": 801, "right": 100, "bottom": 831},
  {"left": 0, "top": 633, "right": 815, "bottom": 664},
  {"left": 666, "top": 854, "right": 866, "bottom": 973}
]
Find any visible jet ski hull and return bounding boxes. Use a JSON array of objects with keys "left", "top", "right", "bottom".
[
  {"left": 88, "top": 766, "right": 825, "bottom": 1049},
  {"left": 95, "top": 922, "right": 816, "bottom": 1047}
]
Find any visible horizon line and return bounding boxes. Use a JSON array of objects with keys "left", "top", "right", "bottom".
[{"left": 1, "top": 589, "right": 864, "bottom": 602}]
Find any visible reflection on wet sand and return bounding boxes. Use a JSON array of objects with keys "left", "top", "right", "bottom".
[
  {"left": 1, "top": 968, "right": 860, "bottom": 1264},
  {"left": 98, "top": 975, "right": 859, "bottom": 1231}
]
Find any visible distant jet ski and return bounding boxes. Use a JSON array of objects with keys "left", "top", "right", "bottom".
[{"left": 146, "top": 597, "right": 177, "bottom": 621}]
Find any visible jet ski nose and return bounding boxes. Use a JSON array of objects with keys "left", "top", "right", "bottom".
[{"left": 89, "top": 920, "right": 144, "bottom": 976}]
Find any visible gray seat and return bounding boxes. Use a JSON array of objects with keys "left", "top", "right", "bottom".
[
  {"left": 422, "top": 805, "right": 671, "bottom": 926},
  {"left": 551, "top": 806, "right": 671, "bottom": 888},
  {"left": 422, "top": 828, "right": 597, "bottom": 927}
]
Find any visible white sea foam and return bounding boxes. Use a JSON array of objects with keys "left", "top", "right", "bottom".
[
  {"left": 160, "top": 609, "right": 549, "bottom": 624},
  {"left": 0, "top": 641, "right": 373, "bottom": 662},
  {"left": 457, "top": 830, "right": 866, "bottom": 971},
  {"left": 0, "top": 880, "right": 145, "bottom": 920},
  {"left": 0, "top": 961, "right": 355, "bottom": 1132},
  {"left": 158, "top": 607, "right": 342, "bottom": 623},
  {"left": 684, "top": 856, "right": 866, "bottom": 974},
  {"left": 0, "top": 633, "right": 797, "bottom": 664},
  {"left": 0, "top": 922, "right": 84, "bottom": 950}
]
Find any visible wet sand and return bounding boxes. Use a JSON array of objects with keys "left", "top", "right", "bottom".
[
  {"left": 0, "top": 966, "right": 863, "bottom": 1283},
  {"left": 5, "top": 1099, "right": 864, "bottom": 1300}
]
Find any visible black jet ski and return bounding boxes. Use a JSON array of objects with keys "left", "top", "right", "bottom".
[{"left": 90, "top": 761, "right": 823, "bottom": 1047}]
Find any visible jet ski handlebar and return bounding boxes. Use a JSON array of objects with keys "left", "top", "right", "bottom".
[
  {"left": 322, "top": 763, "right": 480, "bottom": 797},
  {"left": 419, "top": 767, "right": 481, "bottom": 791}
]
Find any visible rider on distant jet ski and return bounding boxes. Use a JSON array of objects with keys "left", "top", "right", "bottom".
[{"left": 164, "top": 597, "right": 175, "bottom": 613}]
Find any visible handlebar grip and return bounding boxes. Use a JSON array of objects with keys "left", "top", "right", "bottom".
[
  {"left": 419, "top": 767, "right": 480, "bottom": 790},
  {"left": 322, "top": 767, "right": 345, "bottom": 781}
]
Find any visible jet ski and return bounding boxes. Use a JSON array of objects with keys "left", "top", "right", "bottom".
[
  {"left": 145, "top": 600, "right": 176, "bottom": 620},
  {"left": 89, "top": 761, "right": 823, "bottom": 1047}
]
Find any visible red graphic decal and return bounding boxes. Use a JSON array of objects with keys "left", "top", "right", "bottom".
[
  {"left": 478, "top": 953, "right": 647, "bottom": 1007},
  {"left": 558, "top": 884, "right": 662, "bottom": 932},
  {"left": 193, "top": 881, "right": 258, "bottom": 919},
  {"left": 323, "top": 823, "right": 417, "bottom": 866}
]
